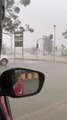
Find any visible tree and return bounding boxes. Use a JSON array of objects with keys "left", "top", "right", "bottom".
[
  {"left": 65, "top": 49, "right": 67, "bottom": 55},
  {"left": 25, "top": 24, "right": 34, "bottom": 33},
  {"left": 43, "top": 36, "right": 53, "bottom": 55},
  {"left": 55, "top": 46, "right": 58, "bottom": 55},
  {"left": 20, "top": 0, "right": 30, "bottom": 6},
  {"left": 3, "top": 0, "right": 31, "bottom": 33},
  {"left": 45, "top": 37, "right": 53, "bottom": 54},
  {"left": 62, "top": 30, "right": 67, "bottom": 38},
  {"left": 61, "top": 44, "right": 66, "bottom": 55}
]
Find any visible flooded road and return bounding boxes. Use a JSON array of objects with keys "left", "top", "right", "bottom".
[{"left": 0, "top": 60, "right": 67, "bottom": 120}]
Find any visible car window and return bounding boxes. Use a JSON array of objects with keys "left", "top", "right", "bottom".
[{"left": 1, "top": 0, "right": 67, "bottom": 120}]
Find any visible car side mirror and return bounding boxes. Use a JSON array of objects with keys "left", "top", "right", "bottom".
[{"left": 0, "top": 68, "right": 45, "bottom": 98}]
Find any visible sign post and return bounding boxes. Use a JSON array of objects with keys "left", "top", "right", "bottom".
[{"left": 14, "top": 31, "right": 23, "bottom": 59}]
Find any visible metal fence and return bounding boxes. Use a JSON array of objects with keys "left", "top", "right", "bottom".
[{"left": 7, "top": 47, "right": 67, "bottom": 63}]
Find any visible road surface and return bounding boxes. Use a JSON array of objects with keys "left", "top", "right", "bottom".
[{"left": 0, "top": 59, "right": 67, "bottom": 120}]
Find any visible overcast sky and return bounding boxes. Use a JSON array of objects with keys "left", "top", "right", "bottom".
[{"left": 3, "top": 0, "right": 67, "bottom": 48}]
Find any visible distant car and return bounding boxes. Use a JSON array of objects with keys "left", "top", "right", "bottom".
[{"left": 0, "top": 55, "right": 8, "bottom": 65}]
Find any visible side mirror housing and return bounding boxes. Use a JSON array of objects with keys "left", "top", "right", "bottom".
[{"left": 0, "top": 68, "right": 45, "bottom": 98}]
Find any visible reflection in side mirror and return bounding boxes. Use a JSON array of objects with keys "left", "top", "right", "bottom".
[
  {"left": 0, "top": 68, "right": 45, "bottom": 98},
  {"left": 13, "top": 70, "right": 40, "bottom": 96}
]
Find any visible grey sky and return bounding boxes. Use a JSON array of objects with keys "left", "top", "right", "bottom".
[{"left": 3, "top": 0, "right": 67, "bottom": 48}]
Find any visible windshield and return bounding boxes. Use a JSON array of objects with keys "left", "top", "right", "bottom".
[{"left": 1, "top": 0, "right": 67, "bottom": 120}]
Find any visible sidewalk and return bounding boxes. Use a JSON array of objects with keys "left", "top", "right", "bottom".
[{"left": 7, "top": 54, "right": 67, "bottom": 63}]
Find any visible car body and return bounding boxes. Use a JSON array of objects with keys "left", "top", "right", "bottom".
[
  {"left": 0, "top": 96, "right": 12, "bottom": 120},
  {"left": 0, "top": 55, "right": 8, "bottom": 66}
]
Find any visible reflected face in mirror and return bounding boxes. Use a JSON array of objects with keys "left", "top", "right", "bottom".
[{"left": 13, "top": 69, "right": 39, "bottom": 97}]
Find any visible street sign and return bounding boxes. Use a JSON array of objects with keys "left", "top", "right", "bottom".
[{"left": 14, "top": 32, "right": 23, "bottom": 47}]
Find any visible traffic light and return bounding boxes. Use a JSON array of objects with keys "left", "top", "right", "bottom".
[{"left": 36, "top": 43, "right": 39, "bottom": 49}]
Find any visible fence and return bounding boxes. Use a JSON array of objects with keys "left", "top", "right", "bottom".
[{"left": 7, "top": 47, "right": 67, "bottom": 63}]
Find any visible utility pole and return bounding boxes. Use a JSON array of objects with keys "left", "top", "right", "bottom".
[{"left": 53, "top": 25, "right": 56, "bottom": 61}]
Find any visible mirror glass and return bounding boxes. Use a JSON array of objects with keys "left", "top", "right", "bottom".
[{"left": 12, "top": 69, "right": 39, "bottom": 97}]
